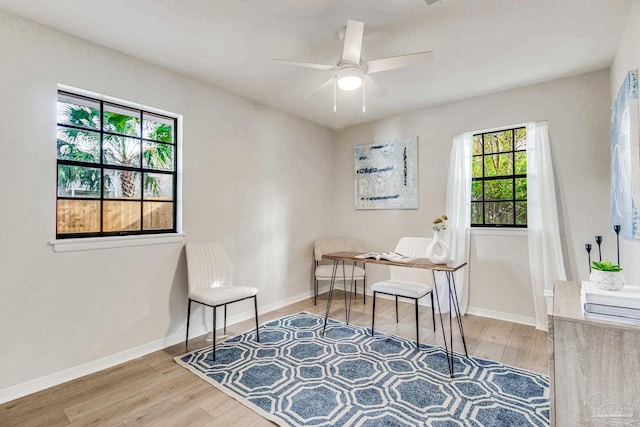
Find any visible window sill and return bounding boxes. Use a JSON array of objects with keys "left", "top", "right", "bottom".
[
  {"left": 50, "top": 233, "right": 185, "bottom": 253},
  {"left": 470, "top": 228, "right": 528, "bottom": 237}
]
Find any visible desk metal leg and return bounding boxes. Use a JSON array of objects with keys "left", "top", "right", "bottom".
[
  {"left": 447, "top": 271, "right": 468, "bottom": 356},
  {"left": 322, "top": 260, "right": 339, "bottom": 335},
  {"left": 341, "top": 261, "right": 348, "bottom": 313},
  {"left": 432, "top": 270, "right": 469, "bottom": 378},
  {"left": 431, "top": 271, "right": 452, "bottom": 376},
  {"left": 323, "top": 260, "right": 358, "bottom": 333},
  {"left": 448, "top": 276, "right": 454, "bottom": 375},
  {"left": 415, "top": 298, "right": 420, "bottom": 348},
  {"left": 345, "top": 262, "right": 355, "bottom": 325}
]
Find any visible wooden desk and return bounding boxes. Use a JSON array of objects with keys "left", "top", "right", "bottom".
[
  {"left": 321, "top": 251, "right": 468, "bottom": 378},
  {"left": 549, "top": 281, "right": 640, "bottom": 425}
]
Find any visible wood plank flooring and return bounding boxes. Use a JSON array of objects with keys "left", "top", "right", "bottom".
[{"left": 0, "top": 291, "right": 548, "bottom": 426}]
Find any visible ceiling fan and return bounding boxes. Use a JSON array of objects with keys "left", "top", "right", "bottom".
[{"left": 273, "top": 19, "right": 434, "bottom": 112}]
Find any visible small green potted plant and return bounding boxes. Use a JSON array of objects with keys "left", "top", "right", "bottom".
[{"left": 589, "top": 259, "right": 625, "bottom": 290}]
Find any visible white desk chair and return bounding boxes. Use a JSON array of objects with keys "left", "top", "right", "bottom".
[
  {"left": 314, "top": 238, "right": 366, "bottom": 305},
  {"left": 185, "top": 241, "right": 259, "bottom": 360},
  {"left": 370, "top": 237, "right": 436, "bottom": 348}
]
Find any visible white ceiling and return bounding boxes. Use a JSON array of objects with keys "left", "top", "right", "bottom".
[{"left": 0, "top": 0, "right": 633, "bottom": 130}]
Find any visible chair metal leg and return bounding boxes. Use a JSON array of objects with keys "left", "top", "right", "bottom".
[
  {"left": 185, "top": 299, "right": 192, "bottom": 346},
  {"left": 363, "top": 276, "right": 366, "bottom": 305},
  {"left": 212, "top": 306, "right": 217, "bottom": 361},
  {"left": 395, "top": 296, "right": 399, "bottom": 323},
  {"left": 431, "top": 292, "right": 436, "bottom": 331},
  {"left": 353, "top": 265, "right": 358, "bottom": 299},
  {"left": 371, "top": 291, "right": 377, "bottom": 336},
  {"left": 254, "top": 296, "right": 260, "bottom": 342},
  {"left": 313, "top": 279, "right": 318, "bottom": 305},
  {"left": 415, "top": 298, "right": 420, "bottom": 349},
  {"left": 223, "top": 304, "right": 227, "bottom": 335},
  {"left": 313, "top": 260, "right": 319, "bottom": 306}
]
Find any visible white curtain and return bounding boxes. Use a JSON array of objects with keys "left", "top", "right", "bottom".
[
  {"left": 527, "top": 121, "right": 567, "bottom": 330},
  {"left": 435, "top": 132, "right": 472, "bottom": 315}
]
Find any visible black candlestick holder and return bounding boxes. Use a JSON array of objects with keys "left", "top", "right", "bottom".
[
  {"left": 614, "top": 225, "right": 621, "bottom": 265},
  {"left": 595, "top": 235, "right": 602, "bottom": 261},
  {"left": 585, "top": 243, "right": 592, "bottom": 273}
]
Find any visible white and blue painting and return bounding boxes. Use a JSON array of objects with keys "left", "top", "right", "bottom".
[
  {"left": 354, "top": 137, "right": 418, "bottom": 209},
  {"left": 611, "top": 70, "right": 640, "bottom": 239}
]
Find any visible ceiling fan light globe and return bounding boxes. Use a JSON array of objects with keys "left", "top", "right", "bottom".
[
  {"left": 336, "top": 67, "right": 363, "bottom": 91},
  {"left": 337, "top": 75, "right": 362, "bottom": 91}
]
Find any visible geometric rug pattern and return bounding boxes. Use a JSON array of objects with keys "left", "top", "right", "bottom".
[{"left": 176, "top": 312, "right": 549, "bottom": 426}]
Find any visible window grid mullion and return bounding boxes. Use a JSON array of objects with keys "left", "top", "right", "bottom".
[
  {"left": 100, "top": 99, "right": 104, "bottom": 234},
  {"left": 172, "top": 117, "right": 178, "bottom": 232},
  {"left": 139, "top": 110, "right": 144, "bottom": 231},
  {"left": 56, "top": 91, "right": 177, "bottom": 238},
  {"left": 480, "top": 134, "right": 487, "bottom": 225},
  {"left": 472, "top": 127, "right": 526, "bottom": 228},
  {"left": 511, "top": 128, "right": 515, "bottom": 226}
]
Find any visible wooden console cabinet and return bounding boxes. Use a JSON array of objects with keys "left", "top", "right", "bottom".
[{"left": 548, "top": 281, "right": 640, "bottom": 426}]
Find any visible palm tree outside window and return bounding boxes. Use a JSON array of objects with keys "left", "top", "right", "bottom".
[{"left": 56, "top": 91, "right": 178, "bottom": 237}]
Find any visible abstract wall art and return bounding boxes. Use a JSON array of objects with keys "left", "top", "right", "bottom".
[
  {"left": 611, "top": 69, "right": 640, "bottom": 239},
  {"left": 354, "top": 136, "right": 418, "bottom": 209}
]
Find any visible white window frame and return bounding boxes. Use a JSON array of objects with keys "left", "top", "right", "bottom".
[{"left": 51, "top": 85, "right": 184, "bottom": 252}]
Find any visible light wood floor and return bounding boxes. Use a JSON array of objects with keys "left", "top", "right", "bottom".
[{"left": 0, "top": 291, "right": 548, "bottom": 426}]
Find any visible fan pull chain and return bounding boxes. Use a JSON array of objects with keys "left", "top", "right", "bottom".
[
  {"left": 333, "top": 78, "right": 337, "bottom": 112},
  {"left": 362, "top": 78, "right": 366, "bottom": 113}
]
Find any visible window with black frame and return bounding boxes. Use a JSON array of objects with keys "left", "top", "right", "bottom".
[
  {"left": 471, "top": 127, "right": 527, "bottom": 227},
  {"left": 56, "top": 91, "right": 177, "bottom": 238}
]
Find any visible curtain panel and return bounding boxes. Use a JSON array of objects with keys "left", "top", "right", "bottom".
[
  {"left": 526, "top": 120, "right": 567, "bottom": 330},
  {"left": 441, "top": 132, "right": 473, "bottom": 316}
]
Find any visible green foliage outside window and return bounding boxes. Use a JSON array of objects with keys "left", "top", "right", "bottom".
[
  {"left": 471, "top": 127, "right": 527, "bottom": 227},
  {"left": 57, "top": 100, "right": 174, "bottom": 198}
]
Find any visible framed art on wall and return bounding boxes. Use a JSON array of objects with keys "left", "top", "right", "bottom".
[
  {"left": 354, "top": 136, "right": 418, "bottom": 210},
  {"left": 611, "top": 69, "right": 640, "bottom": 239}
]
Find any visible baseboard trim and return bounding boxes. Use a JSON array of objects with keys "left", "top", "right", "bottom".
[
  {"left": 0, "top": 324, "right": 207, "bottom": 405},
  {"left": 319, "top": 289, "right": 536, "bottom": 327},
  {"left": 465, "top": 306, "right": 536, "bottom": 327},
  {"left": 1, "top": 288, "right": 538, "bottom": 404},
  {"left": 0, "top": 287, "right": 320, "bottom": 404}
]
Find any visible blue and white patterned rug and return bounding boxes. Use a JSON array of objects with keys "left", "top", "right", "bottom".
[{"left": 176, "top": 312, "right": 549, "bottom": 426}]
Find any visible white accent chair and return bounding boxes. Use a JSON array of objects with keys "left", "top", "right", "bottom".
[
  {"left": 185, "top": 241, "right": 259, "bottom": 360},
  {"left": 370, "top": 237, "right": 435, "bottom": 348},
  {"left": 313, "top": 238, "right": 367, "bottom": 305}
]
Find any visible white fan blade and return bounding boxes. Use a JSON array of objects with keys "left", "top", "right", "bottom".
[
  {"left": 365, "top": 51, "right": 434, "bottom": 74},
  {"left": 305, "top": 78, "right": 334, "bottom": 98},
  {"left": 272, "top": 59, "right": 336, "bottom": 71},
  {"left": 364, "top": 75, "right": 388, "bottom": 97},
  {"left": 341, "top": 19, "right": 364, "bottom": 65}
]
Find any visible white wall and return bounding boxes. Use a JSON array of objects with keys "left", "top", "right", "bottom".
[
  {"left": 333, "top": 70, "right": 611, "bottom": 322},
  {"left": 0, "top": 11, "right": 334, "bottom": 397},
  {"left": 0, "top": 3, "right": 624, "bottom": 401},
  {"left": 610, "top": 0, "right": 640, "bottom": 284}
]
